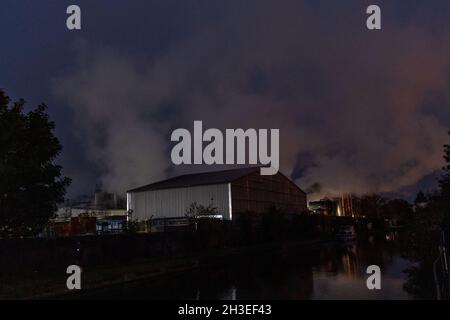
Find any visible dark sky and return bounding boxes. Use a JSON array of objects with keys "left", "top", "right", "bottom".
[{"left": 1, "top": 0, "right": 449, "bottom": 200}]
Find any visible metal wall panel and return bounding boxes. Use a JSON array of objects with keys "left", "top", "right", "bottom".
[
  {"left": 231, "top": 171, "right": 307, "bottom": 214},
  {"left": 127, "top": 183, "right": 231, "bottom": 221}
]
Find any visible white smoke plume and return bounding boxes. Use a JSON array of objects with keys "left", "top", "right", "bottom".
[{"left": 53, "top": 0, "right": 450, "bottom": 198}]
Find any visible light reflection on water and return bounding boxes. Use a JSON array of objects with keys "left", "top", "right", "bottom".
[
  {"left": 73, "top": 234, "right": 415, "bottom": 300},
  {"left": 310, "top": 241, "right": 412, "bottom": 300}
]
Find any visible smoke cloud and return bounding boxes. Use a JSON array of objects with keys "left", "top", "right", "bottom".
[{"left": 53, "top": 0, "right": 450, "bottom": 198}]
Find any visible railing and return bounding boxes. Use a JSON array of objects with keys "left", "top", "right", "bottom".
[{"left": 433, "top": 231, "right": 449, "bottom": 300}]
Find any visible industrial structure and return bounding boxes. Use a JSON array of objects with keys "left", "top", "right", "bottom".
[
  {"left": 51, "top": 191, "right": 127, "bottom": 237},
  {"left": 308, "top": 194, "right": 359, "bottom": 217},
  {"left": 127, "top": 167, "right": 307, "bottom": 222}
]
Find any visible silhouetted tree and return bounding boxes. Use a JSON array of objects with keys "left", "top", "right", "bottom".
[
  {"left": 0, "top": 89, "right": 71, "bottom": 237},
  {"left": 414, "top": 191, "right": 427, "bottom": 205},
  {"left": 439, "top": 130, "right": 450, "bottom": 192},
  {"left": 438, "top": 130, "right": 450, "bottom": 223},
  {"left": 380, "top": 199, "right": 413, "bottom": 225},
  {"left": 402, "top": 131, "right": 450, "bottom": 298},
  {"left": 185, "top": 202, "right": 219, "bottom": 218},
  {"left": 359, "top": 194, "right": 386, "bottom": 218}
]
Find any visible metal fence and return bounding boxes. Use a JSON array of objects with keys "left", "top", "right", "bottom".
[{"left": 433, "top": 231, "right": 449, "bottom": 300}]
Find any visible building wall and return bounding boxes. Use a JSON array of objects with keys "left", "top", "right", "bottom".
[
  {"left": 127, "top": 183, "right": 231, "bottom": 221},
  {"left": 231, "top": 171, "right": 307, "bottom": 214},
  {"left": 55, "top": 208, "right": 127, "bottom": 219}
]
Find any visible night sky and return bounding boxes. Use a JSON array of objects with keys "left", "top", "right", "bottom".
[{"left": 1, "top": 0, "right": 449, "bottom": 200}]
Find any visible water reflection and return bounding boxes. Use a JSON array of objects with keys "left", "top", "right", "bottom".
[{"left": 72, "top": 234, "right": 415, "bottom": 300}]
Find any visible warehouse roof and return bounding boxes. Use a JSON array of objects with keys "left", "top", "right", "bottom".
[
  {"left": 127, "top": 167, "right": 263, "bottom": 193},
  {"left": 127, "top": 166, "right": 306, "bottom": 194}
]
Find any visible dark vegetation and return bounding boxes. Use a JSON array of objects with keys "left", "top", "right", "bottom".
[
  {"left": 0, "top": 89, "right": 70, "bottom": 238},
  {"left": 400, "top": 129, "right": 450, "bottom": 299}
]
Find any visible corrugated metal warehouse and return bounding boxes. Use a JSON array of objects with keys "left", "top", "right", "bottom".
[{"left": 126, "top": 167, "right": 307, "bottom": 221}]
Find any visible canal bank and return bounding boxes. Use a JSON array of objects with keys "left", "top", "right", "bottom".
[
  {"left": 62, "top": 233, "right": 415, "bottom": 300},
  {"left": 3, "top": 237, "right": 332, "bottom": 299}
]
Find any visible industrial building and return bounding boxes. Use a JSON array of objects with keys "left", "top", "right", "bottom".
[
  {"left": 126, "top": 167, "right": 307, "bottom": 221},
  {"left": 308, "top": 194, "right": 359, "bottom": 217},
  {"left": 51, "top": 191, "right": 127, "bottom": 237}
]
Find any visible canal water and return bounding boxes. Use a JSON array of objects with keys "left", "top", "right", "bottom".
[{"left": 72, "top": 233, "right": 417, "bottom": 299}]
